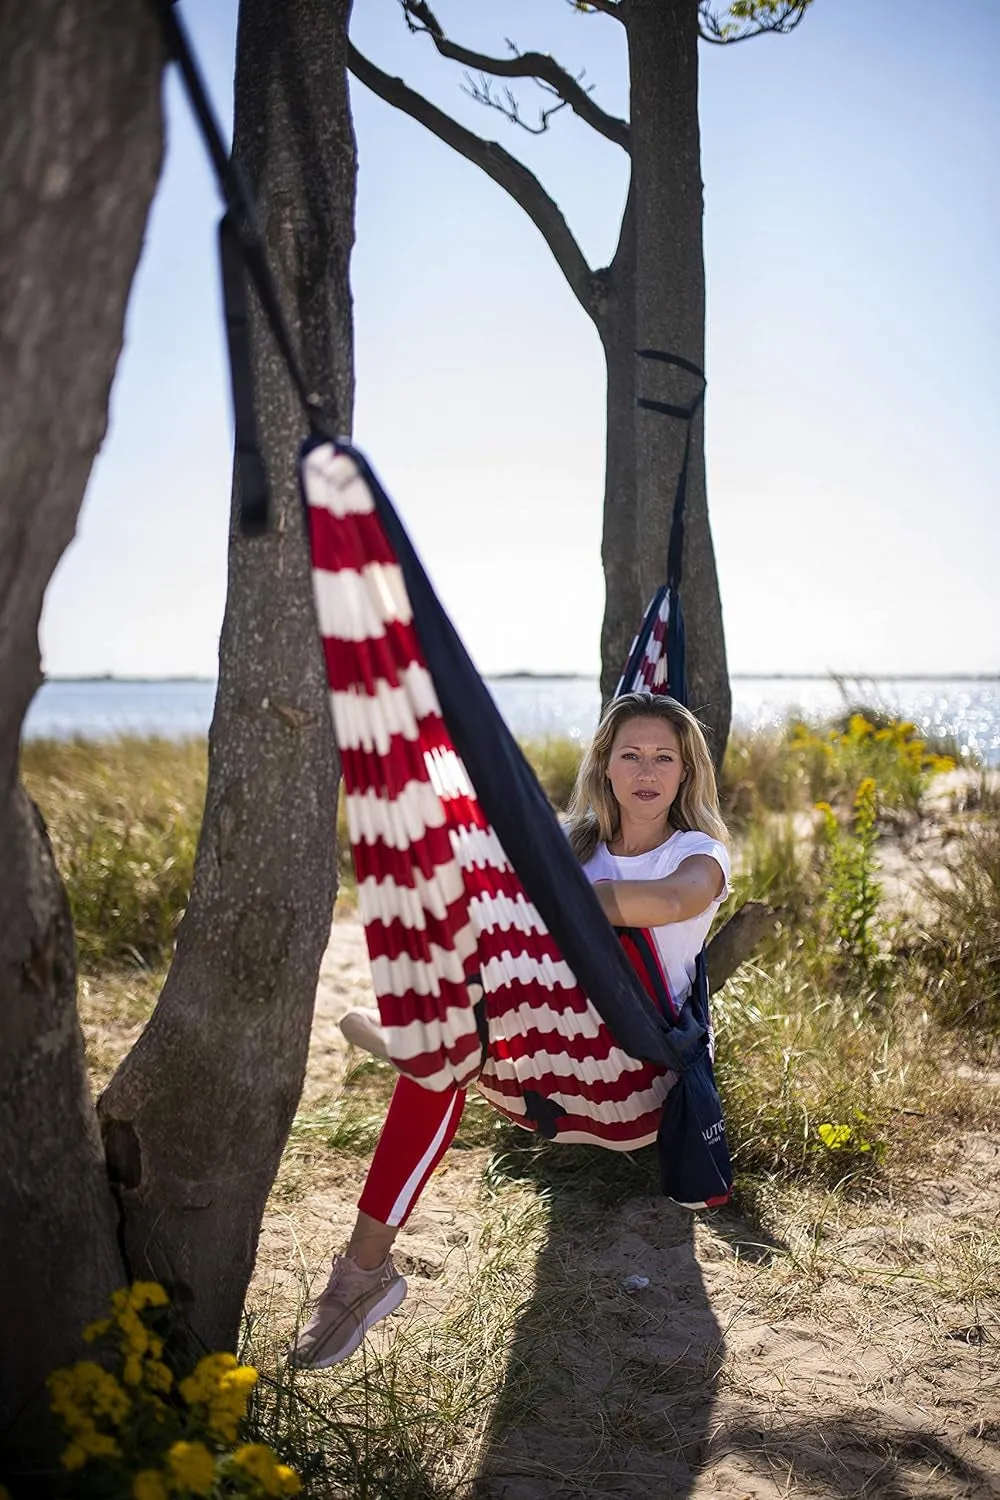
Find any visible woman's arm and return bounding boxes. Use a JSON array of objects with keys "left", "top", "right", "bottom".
[{"left": 593, "top": 854, "right": 725, "bottom": 928}]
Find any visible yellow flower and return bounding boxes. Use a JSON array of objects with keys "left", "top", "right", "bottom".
[
  {"left": 123, "top": 1354, "right": 143, "bottom": 1387},
  {"left": 144, "top": 1359, "right": 174, "bottom": 1394},
  {"left": 231, "top": 1444, "right": 301, "bottom": 1497},
  {"left": 274, "top": 1465, "right": 303, "bottom": 1497},
  {"left": 166, "top": 1439, "right": 216, "bottom": 1497},
  {"left": 48, "top": 1361, "right": 130, "bottom": 1428},
  {"left": 182, "top": 1357, "right": 258, "bottom": 1443},
  {"left": 179, "top": 1351, "right": 239, "bottom": 1405},
  {"left": 133, "top": 1470, "right": 170, "bottom": 1500},
  {"left": 82, "top": 1317, "right": 111, "bottom": 1343},
  {"left": 61, "top": 1442, "right": 89, "bottom": 1471},
  {"left": 179, "top": 1351, "right": 257, "bottom": 1439},
  {"left": 118, "top": 1305, "right": 150, "bottom": 1358},
  {"left": 130, "top": 1282, "right": 169, "bottom": 1311},
  {"left": 110, "top": 1286, "right": 131, "bottom": 1313},
  {"left": 60, "top": 1427, "right": 120, "bottom": 1466}
]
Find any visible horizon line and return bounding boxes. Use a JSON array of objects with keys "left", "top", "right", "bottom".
[{"left": 39, "top": 670, "right": 1000, "bottom": 685}]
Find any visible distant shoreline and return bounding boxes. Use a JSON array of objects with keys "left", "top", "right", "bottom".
[{"left": 42, "top": 671, "right": 1000, "bottom": 685}]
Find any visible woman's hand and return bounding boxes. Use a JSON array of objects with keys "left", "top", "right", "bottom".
[{"left": 593, "top": 855, "right": 724, "bottom": 928}]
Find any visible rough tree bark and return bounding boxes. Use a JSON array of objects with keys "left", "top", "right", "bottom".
[
  {"left": 596, "top": 184, "right": 641, "bottom": 705},
  {"left": 97, "top": 0, "right": 356, "bottom": 1356},
  {"left": 628, "top": 0, "right": 730, "bottom": 760},
  {"left": 0, "top": 0, "right": 164, "bottom": 1441},
  {"left": 349, "top": 0, "right": 735, "bottom": 758}
]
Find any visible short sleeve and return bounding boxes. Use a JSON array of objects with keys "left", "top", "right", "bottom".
[{"left": 661, "top": 832, "right": 731, "bottom": 901}]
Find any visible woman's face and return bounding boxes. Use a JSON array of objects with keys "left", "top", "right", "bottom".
[{"left": 606, "top": 716, "right": 686, "bottom": 825}]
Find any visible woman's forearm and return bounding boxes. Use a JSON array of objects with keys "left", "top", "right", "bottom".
[
  {"left": 593, "top": 879, "right": 684, "bottom": 928},
  {"left": 593, "top": 857, "right": 723, "bottom": 928}
]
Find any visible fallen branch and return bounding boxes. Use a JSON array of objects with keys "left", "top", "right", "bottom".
[{"left": 706, "top": 901, "right": 783, "bottom": 993}]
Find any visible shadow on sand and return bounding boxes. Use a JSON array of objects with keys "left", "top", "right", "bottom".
[
  {"left": 466, "top": 1132, "right": 999, "bottom": 1499},
  {"left": 467, "top": 1132, "right": 783, "bottom": 1499}
]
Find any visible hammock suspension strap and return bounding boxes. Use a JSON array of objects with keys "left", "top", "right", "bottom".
[
  {"left": 636, "top": 347, "right": 706, "bottom": 595},
  {"left": 153, "top": 0, "right": 338, "bottom": 534}
]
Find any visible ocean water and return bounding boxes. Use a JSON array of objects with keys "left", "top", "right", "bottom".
[{"left": 22, "top": 675, "right": 1000, "bottom": 765}]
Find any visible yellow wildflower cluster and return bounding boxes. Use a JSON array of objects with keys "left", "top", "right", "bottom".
[
  {"left": 131, "top": 1439, "right": 215, "bottom": 1500},
  {"left": 179, "top": 1351, "right": 259, "bottom": 1444},
  {"left": 790, "top": 711, "right": 955, "bottom": 812},
  {"left": 231, "top": 1443, "right": 303, "bottom": 1496},
  {"left": 46, "top": 1281, "right": 302, "bottom": 1499},
  {"left": 84, "top": 1280, "right": 174, "bottom": 1393},
  {"left": 48, "top": 1359, "right": 130, "bottom": 1470}
]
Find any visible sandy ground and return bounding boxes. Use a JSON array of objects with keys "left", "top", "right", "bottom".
[
  {"left": 76, "top": 779, "right": 998, "bottom": 1498},
  {"left": 245, "top": 891, "right": 1000, "bottom": 1500}
]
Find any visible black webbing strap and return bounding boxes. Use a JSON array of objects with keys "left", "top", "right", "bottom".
[
  {"left": 154, "top": 0, "right": 337, "bottom": 533},
  {"left": 636, "top": 348, "right": 706, "bottom": 590}
]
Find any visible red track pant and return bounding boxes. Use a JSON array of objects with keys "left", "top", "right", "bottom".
[{"left": 357, "top": 1074, "right": 466, "bottom": 1228}]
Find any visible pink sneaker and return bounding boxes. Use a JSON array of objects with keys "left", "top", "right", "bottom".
[
  {"left": 289, "top": 1255, "right": 407, "bottom": 1369},
  {"left": 339, "top": 1007, "right": 390, "bottom": 1061}
]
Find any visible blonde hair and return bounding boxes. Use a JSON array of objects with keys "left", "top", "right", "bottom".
[{"left": 565, "top": 693, "right": 728, "bottom": 865}]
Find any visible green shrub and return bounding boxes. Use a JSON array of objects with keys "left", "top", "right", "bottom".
[{"left": 815, "top": 777, "right": 887, "bottom": 984}]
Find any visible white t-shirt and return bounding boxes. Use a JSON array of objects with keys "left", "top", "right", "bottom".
[{"left": 583, "top": 829, "right": 731, "bottom": 1007}]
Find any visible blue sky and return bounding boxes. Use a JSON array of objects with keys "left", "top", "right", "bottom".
[{"left": 40, "top": 0, "right": 999, "bottom": 678}]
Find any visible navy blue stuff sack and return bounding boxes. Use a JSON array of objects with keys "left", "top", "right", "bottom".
[{"left": 657, "top": 950, "right": 733, "bottom": 1209}]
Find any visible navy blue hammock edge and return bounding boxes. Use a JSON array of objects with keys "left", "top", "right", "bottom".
[{"left": 300, "top": 438, "right": 733, "bottom": 1209}]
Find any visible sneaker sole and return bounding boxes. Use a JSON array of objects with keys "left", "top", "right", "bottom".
[
  {"left": 339, "top": 1009, "right": 390, "bottom": 1062},
  {"left": 295, "top": 1278, "right": 408, "bottom": 1370}
]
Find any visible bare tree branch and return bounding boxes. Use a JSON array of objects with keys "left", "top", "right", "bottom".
[
  {"left": 705, "top": 901, "right": 783, "bottom": 992},
  {"left": 348, "top": 42, "right": 603, "bottom": 322},
  {"left": 699, "top": 1, "right": 812, "bottom": 46},
  {"left": 401, "top": 0, "right": 629, "bottom": 150},
  {"left": 462, "top": 71, "right": 571, "bottom": 137}
]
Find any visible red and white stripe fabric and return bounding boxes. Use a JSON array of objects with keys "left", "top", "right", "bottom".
[
  {"left": 621, "top": 591, "right": 671, "bottom": 693},
  {"left": 304, "top": 443, "right": 675, "bottom": 1150}
]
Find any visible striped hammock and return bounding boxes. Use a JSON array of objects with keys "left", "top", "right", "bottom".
[
  {"left": 302, "top": 438, "right": 710, "bottom": 1153},
  {"left": 146, "top": 0, "right": 727, "bottom": 1193}
]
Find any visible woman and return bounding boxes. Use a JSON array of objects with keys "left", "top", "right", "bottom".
[{"left": 290, "top": 693, "right": 729, "bottom": 1371}]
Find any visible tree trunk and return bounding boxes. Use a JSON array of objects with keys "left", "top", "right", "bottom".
[
  {"left": 627, "top": 0, "right": 731, "bottom": 762},
  {"left": 97, "top": 0, "right": 356, "bottom": 1356},
  {"left": 598, "top": 187, "right": 642, "bottom": 704},
  {"left": 0, "top": 0, "right": 163, "bottom": 1448}
]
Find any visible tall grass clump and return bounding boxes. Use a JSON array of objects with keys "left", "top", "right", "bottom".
[
  {"left": 728, "top": 814, "right": 817, "bottom": 927},
  {"left": 519, "top": 736, "right": 585, "bottom": 813},
  {"left": 21, "top": 737, "right": 206, "bottom": 969},
  {"left": 912, "top": 813, "right": 1000, "bottom": 1042},
  {"left": 721, "top": 725, "right": 804, "bottom": 828},
  {"left": 243, "top": 1184, "right": 549, "bottom": 1499}
]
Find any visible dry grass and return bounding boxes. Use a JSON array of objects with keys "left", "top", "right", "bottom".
[{"left": 21, "top": 736, "right": 205, "bottom": 967}]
